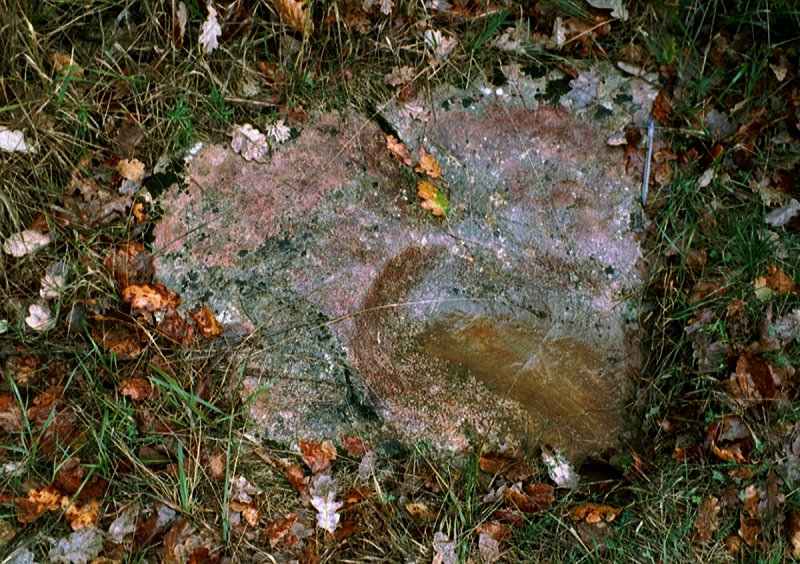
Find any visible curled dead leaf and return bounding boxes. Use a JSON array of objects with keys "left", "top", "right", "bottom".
[
  {"left": 405, "top": 501, "right": 436, "bottom": 521},
  {"left": 190, "top": 306, "right": 223, "bottom": 338},
  {"left": 16, "top": 486, "right": 63, "bottom": 524},
  {"left": 63, "top": 498, "right": 101, "bottom": 530},
  {"left": 415, "top": 147, "right": 442, "bottom": 178},
  {"left": 265, "top": 513, "right": 299, "bottom": 548},
  {"left": 340, "top": 435, "right": 367, "bottom": 457},
  {"left": 229, "top": 500, "right": 260, "bottom": 527},
  {"left": 478, "top": 452, "right": 534, "bottom": 482},
  {"left": 727, "top": 352, "right": 785, "bottom": 403},
  {"left": 693, "top": 496, "right": 720, "bottom": 543},
  {"left": 117, "top": 158, "right": 145, "bottom": 183},
  {"left": 272, "top": 0, "right": 309, "bottom": 33},
  {"left": 92, "top": 321, "right": 146, "bottom": 359},
  {"left": 569, "top": 503, "right": 621, "bottom": 525},
  {"left": 0, "top": 393, "right": 22, "bottom": 433},
  {"left": 754, "top": 265, "right": 797, "bottom": 300},
  {"left": 385, "top": 135, "right": 413, "bottom": 166},
  {"left": 503, "top": 483, "right": 554, "bottom": 513},
  {"left": 122, "top": 283, "right": 180, "bottom": 313},
  {"left": 299, "top": 439, "right": 337, "bottom": 474},
  {"left": 119, "top": 377, "right": 154, "bottom": 402},
  {"left": 476, "top": 521, "right": 512, "bottom": 542},
  {"left": 104, "top": 242, "right": 154, "bottom": 290},
  {"left": 707, "top": 416, "right": 751, "bottom": 464},
  {"left": 157, "top": 309, "right": 195, "bottom": 346}
]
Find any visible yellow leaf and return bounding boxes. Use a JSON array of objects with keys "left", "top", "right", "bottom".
[
  {"left": 415, "top": 147, "right": 442, "bottom": 178},
  {"left": 417, "top": 180, "right": 448, "bottom": 217}
]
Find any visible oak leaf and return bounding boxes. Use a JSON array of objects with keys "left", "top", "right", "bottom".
[
  {"left": 16, "top": 486, "right": 64, "bottom": 523},
  {"left": 299, "top": 439, "right": 337, "bottom": 474},
  {"left": 190, "top": 306, "right": 223, "bottom": 338},
  {"left": 63, "top": 498, "right": 101, "bottom": 530},
  {"left": 122, "top": 283, "right": 181, "bottom": 312},
  {"left": 415, "top": 147, "right": 442, "bottom": 178},
  {"left": 385, "top": 135, "right": 413, "bottom": 166},
  {"left": 273, "top": 0, "right": 309, "bottom": 33},
  {"left": 417, "top": 180, "right": 448, "bottom": 217},
  {"left": 119, "top": 377, "right": 154, "bottom": 402}
]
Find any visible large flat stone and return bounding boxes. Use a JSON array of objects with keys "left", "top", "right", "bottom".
[{"left": 154, "top": 68, "right": 651, "bottom": 457}]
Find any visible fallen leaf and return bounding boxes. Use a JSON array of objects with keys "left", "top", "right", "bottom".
[
  {"left": 0, "top": 394, "right": 22, "bottom": 433},
  {"left": 570, "top": 503, "right": 622, "bottom": 525},
  {"left": 0, "top": 127, "right": 32, "bottom": 153},
  {"left": 478, "top": 532, "right": 501, "bottom": 563},
  {"left": 119, "top": 377, "right": 153, "bottom": 402},
  {"left": 190, "top": 306, "right": 223, "bottom": 338},
  {"left": 55, "top": 458, "right": 85, "bottom": 495},
  {"left": 122, "top": 283, "right": 181, "bottom": 312},
  {"left": 542, "top": 448, "right": 578, "bottom": 489},
  {"left": 384, "top": 65, "right": 415, "bottom": 87},
  {"left": 173, "top": 2, "right": 188, "bottom": 46},
  {"left": 727, "top": 352, "right": 785, "bottom": 403},
  {"left": 208, "top": 451, "right": 226, "bottom": 480},
  {"left": 283, "top": 463, "right": 309, "bottom": 496},
  {"left": 63, "top": 498, "right": 101, "bottom": 530},
  {"left": 771, "top": 62, "right": 788, "bottom": 82},
  {"left": 386, "top": 135, "right": 413, "bottom": 166},
  {"left": 199, "top": 3, "right": 222, "bottom": 54},
  {"left": 299, "top": 439, "right": 337, "bottom": 474},
  {"left": 652, "top": 89, "right": 672, "bottom": 124},
  {"left": 108, "top": 505, "right": 139, "bottom": 544},
  {"left": 476, "top": 521, "right": 512, "bottom": 542},
  {"left": 698, "top": 168, "right": 715, "bottom": 188},
  {"left": 16, "top": 486, "right": 63, "bottom": 524},
  {"left": 788, "top": 511, "right": 800, "bottom": 557},
  {"left": 265, "top": 513, "right": 299, "bottom": 548},
  {"left": 27, "top": 385, "right": 61, "bottom": 425},
  {"left": 478, "top": 452, "right": 534, "bottom": 482},
  {"left": 4, "top": 354, "right": 40, "bottom": 386},
  {"left": 132, "top": 201, "right": 147, "bottom": 223},
  {"left": 3, "top": 230, "right": 51, "bottom": 257},
  {"left": 586, "top": 0, "right": 628, "bottom": 20},
  {"left": 417, "top": 180, "right": 449, "bottom": 217},
  {"left": 266, "top": 119, "right": 291, "bottom": 144},
  {"left": 104, "top": 242, "right": 154, "bottom": 290},
  {"left": 766, "top": 199, "right": 800, "bottom": 227},
  {"left": 50, "top": 52, "right": 83, "bottom": 77},
  {"left": 503, "top": 483, "right": 554, "bottom": 513},
  {"left": 229, "top": 500, "right": 260, "bottom": 527},
  {"left": 39, "top": 409, "right": 81, "bottom": 457},
  {"left": 92, "top": 321, "right": 145, "bottom": 358},
  {"left": 273, "top": 0, "right": 308, "bottom": 33},
  {"left": 40, "top": 262, "right": 67, "bottom": 300},
  {"left": 230, "top": 123, "right": 269, "bottom": 161},
  {"left": 310, "top": 474, "right": 342, "bottom": 534},
  {"left": 340, "top": 435, "right": 367, "bottom": 457},
  {"left": 48, "top": 527, "right": 104, "bottom": 563},
  {"left": 25, "top": 303, "right": 55, "bottom": 332},
  {"left": 707, "top": 416, "right": 751, "bottom": 463},
  {"left": 117, "top": 158, "right": 145, "bottom": 183},
  {"left": 753, "top": 265, "right": 797, "bottom": 301},
  {"left": 432, "top": 531, "right": 456, "bottom": 564},
  {"left": 230, "top": 475, "right": 260, "bottom": 503},
  {"left": 157, "top": 309, "right": 195, "bottom": 345},
  {"left": 424, "top": 29, "right": 457, "bottom": 63},
  {"left": 405, "top": 501, "right": 436, "bottom": 521},
  {"left": 415, "top": 147, "right": 442, "bottom": 178},
  {"left": 694, "top": 496, "right": 720, "bottom": 543}
]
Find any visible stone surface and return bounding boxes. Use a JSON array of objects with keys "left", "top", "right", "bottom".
[{"left": 154, "top": 67, "right": 653, "bottom": 458}]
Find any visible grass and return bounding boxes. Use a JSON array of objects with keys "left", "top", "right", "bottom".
[{"left": 1, "top": 0, "right": 800, "bottom": 561}]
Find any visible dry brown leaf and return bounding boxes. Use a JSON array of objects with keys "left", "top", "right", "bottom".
[
  {"left": 707, "top": 416, "right": 751, "bottom": 464},
  {"left": 119, "top": 377, "right": 154, "bottom": 402},
  {"left": 569, "top": 503, "right": 622, "bottom": 525},
  {"left": 417, "top": 180, "right": 448, "bottom": 217},
  {"left": 190, "top": 306, "right": 223, "bottom": 338},
  {"left": 0, "top": 393, "right": 22, "bottom": 433},
  {"left": 63, "top": 498, "right": 101, "bottom": 530},
  {"left": 299, "top": 439, "right": 337, "bottom": 474},
  {"left": 27, "top": 385, "right": 62, "bottom": 425},
  {"left": 385, "top": 135, "right": 413, "bottom": 166},
  {"left": 283, "top": 463, "right": 309, "bottom": 496},
  {"left": 503, "top": 483, "right": 554, "bottom": 514},
  {"left": 55, "top": 457, "right": 85, "bottom": 495},
  {"left": 272, "top": 0, "right": 308, "bottom": 33},
  {"left": 739, "top": 511, "right": 760, "bottom": 547},
  {"left": 132, "top": 201, "right": 147, "bottom": 223},
  {"left": 16, "top": 486, "right": 64, "bottom": 523},
  {"left": 652, "top": 89, "right": 672, "bottom": 124},
  {"left": 5, "top": 354, "right": 41, "bottom": 385},
  {"left": 39, "top": 409, "right": 81, "bottom": 457},
  {"left": 117, "top": 158, "right": 145, "bottom": 183},
  {"left": 415, "top": 147, "right": 442, "bottom": 178},
  {"left": 50, "top": 52, "right": 83, "bottom": 77},
  {"left": 788, "top": 511, "right": 800, "bottom": 557},
  {"left": 340, "top": 435, "right": 367, "bottom": 457},
  {"left": 754, "top": 265, "right": 797, "bottom": 298},
  {"left": 476, "top": 521, "right": 512, "bottom": 542},
  {"left": 209, "top": 451, "right": 226, "bottom": 481},
  {"left": 265, "top": 513, "right": 299, "bottom": 548},
  {"left": 104, "top": 242, "right": 154, "bottom": 290},
  {"left": 694, "top": 496, "right": 720, "bottom": 543},
  {"left": 478, "top": 452, "right": 534, "bottom": 482},
  {"left": 728, "top": 352, "right": 784, "bottom": 403},
  {"left": 92, "top": 322, "right": 145, "bottom": 359},
  {"left": 157, "top": 309, "right": 195, "bottom": 345},
  {"left": 122, "top": 283, "right": 181, "bottom": 312},
  {"left": 405, "top": 501, "right": 436, "bottom": 521},
  {"left": 229, "top": 500, "right": 260, "bottom": 527}
]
